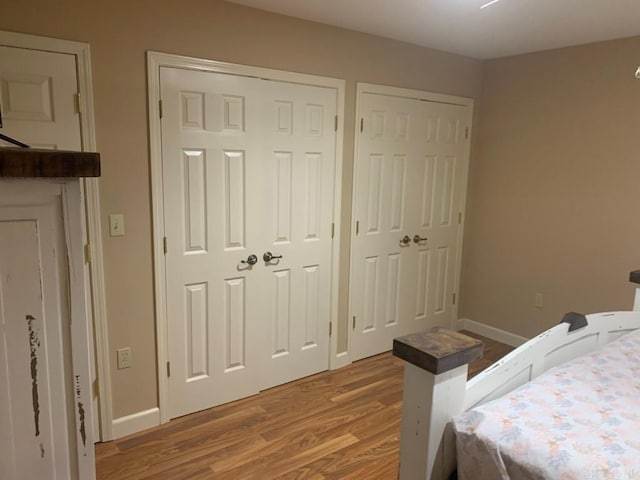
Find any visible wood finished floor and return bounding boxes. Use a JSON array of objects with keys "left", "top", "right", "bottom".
[{"left": 95, "top": 331, "right": 512, "bottom": 480}]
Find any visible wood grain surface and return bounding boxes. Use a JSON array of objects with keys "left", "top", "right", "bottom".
[
  {"left": 96, "top": 331, "right": 511, "bottom": 480},
  {"left": 393, "top": 327, "right": 483, "bottom": 374},
  {"left": 0, "top": 147, "right": 100, "bottom": 177}
]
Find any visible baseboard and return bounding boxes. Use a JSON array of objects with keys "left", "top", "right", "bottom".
[
  {"left": 458, "top": 318, "right": 529, "bottom": 348},
  {"left": 330, "top": 351, "right": 351, "bottom": 370},
  {"left": 112, "top": 407, "right": 160, "bottom": 439}
]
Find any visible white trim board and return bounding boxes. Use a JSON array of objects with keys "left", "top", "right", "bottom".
[
  {"left": 457, "top": 318, "right": 529, "bottom": 348},
  {"left": 356, "top": 82, "right": 474, "bottom": 107},
  {"left": 0, "top": 30, "right": 112, "bottom": 441},
  {"left": 112, "top": 408, "right": 160, "bottom": 440},
  {"left": 147, "top": 51, "right": 346, "bottom": 423}
]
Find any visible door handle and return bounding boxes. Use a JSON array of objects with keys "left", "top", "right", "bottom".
[
  {"left": 263, "top": 251, "right": 283, "bottom": 262},
  {"left": 413, "top": 235, "right": 428, "bottom": 244},
  {"left": 400, "top": 235, "right": 411, "bottom": 246},
  {"left": 241, "top": 254, "right": 258, "bottom": 266}
]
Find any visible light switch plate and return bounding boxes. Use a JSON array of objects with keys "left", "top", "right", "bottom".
[{"left": 109, "top": 214, "right": 125, "bottom": 237}]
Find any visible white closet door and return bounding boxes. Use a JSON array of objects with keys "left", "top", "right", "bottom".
[
  {"left": 161, "top": 67, "right": 337, "bottom": 418},
  {"left": 350, "top": 89, "right": 472, "bottom": 362},
  {"left": 258, "top": 79, "right": 336, "bottom": 390},
  {"left": 350, "top": 93, "right": 423, "bottom": 360}
]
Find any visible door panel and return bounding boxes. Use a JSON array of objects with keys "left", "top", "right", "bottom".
[
  {"left": 162, "top": 68, "right": 262, "bottom": 418},
  {"left": 350, "top": 90, "right": 471, "bottom": 361},
  {"left": 259, "top": 80, "right": 336, "bottom": 390},
  {"left": 350, "top": 94, "right": 423, "bottom": 359},
  {"left": 0, "top": 47, "right": 80, "bottom": 150},
  {"left": 161, "top": 68, "right": 336, "bottom": 418}
]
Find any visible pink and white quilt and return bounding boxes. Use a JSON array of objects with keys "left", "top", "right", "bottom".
[{"left": 453, "top": 329, "right": 640, "bottom": 480}]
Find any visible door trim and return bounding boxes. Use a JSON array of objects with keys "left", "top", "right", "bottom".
[
  {"left": 0, "top": 31, "right": 111, "bottom": 440},
  {"left": 348, "top": 82, "right": 474, "bottom": 359},
  {"left": 147, "top": 51, "right": 345, "bottom": 424}
]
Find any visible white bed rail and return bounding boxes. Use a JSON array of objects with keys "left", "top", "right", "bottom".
[{"left": 394, "top": 309, "right": 640, "bottom": 480}]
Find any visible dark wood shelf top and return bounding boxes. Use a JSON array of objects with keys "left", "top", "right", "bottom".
[
  {"left": 630, "top": 270, "right": 640, "bottom": 285},
  {"left": 0, "top": 147, "right": 100, "bottom": 178},
  {"left": 393, "top": 327, "right": 483, "bottom": 375}
]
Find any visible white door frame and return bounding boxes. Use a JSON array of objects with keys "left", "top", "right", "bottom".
[
  {"left": 0, "top": 31, "right": 112, "bottom": 440},
  {"left": 348, "top": 82, "right": 474, "bottom": 359},
  {"left": 147, "top": 51, "right": 345, "bottom": 424}
]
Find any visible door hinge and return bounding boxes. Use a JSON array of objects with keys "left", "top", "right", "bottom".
[
  {"left": 334, "top": 115, "right": 338, "bottom": 132},
  {"left": 360, "top": 118, "right": 364, "bottom": 132},
  {"left": 93, "top": 379, "right": 99, "bottom": 397},
  {"left": 166, "top": 361, "right": 171, "bottom": 377},
  {"left": 329, "top": 322, "right": 333, "bottom": 337},
  {"left": 355, "top": 220, "right": 360, "bottom": 236},
  {"left": 84, "top": 243, "right": 91, "bottom": 264},
  {"left": 352, "top": 316, "right": 356, "bottom": 330},
  {"left": 465, "top": 127, "right": 469, "bottom": 139},
  {"left": 458, "top": 212, "right": 462, "bottom": 224},
  {"left": 452, "top": 293, "right": 457, "bottom": 305},
  {"left": 75, "top": 92, "right": 82, "bottom": 114},
  {"left": 331, "top": 222, "right": 335, "bottom": 239},
  {"left": 159, "top": 99, "right": 164, "bottom": 119},
  {"left": 163, "top": 236, "right": 168, "bottom": 254}
]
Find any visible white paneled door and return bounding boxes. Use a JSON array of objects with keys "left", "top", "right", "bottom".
[
  {"left": 0, "top": 46, "right": 81, "bottom": 149},
  {"left": 350, "top": 87, "right": 472, "bottom": 361},
  {"left": 160, "top": 67, "right": 337, "bottom": 418}
]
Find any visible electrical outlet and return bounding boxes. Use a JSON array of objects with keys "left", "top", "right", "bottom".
[
  {"left": 535, "top": 293, "right": 544, "bottom": 309},
  {"left": 117, "top": 347, "right": 132, "bottom": 369},
  {"left": 109, "top": 214, "right": 125, "bottom": 237}
]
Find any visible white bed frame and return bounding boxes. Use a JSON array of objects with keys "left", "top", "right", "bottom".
[{"left": 395, "top": 287, "right": 640, "bottom": 480}]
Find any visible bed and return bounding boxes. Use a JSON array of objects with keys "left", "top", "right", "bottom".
[{"left": 393, "top": 273, "right": 640, "bottom": 480}]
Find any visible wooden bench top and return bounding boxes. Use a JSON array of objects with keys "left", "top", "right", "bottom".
[{"left": 393, "top": 327, "right": 483, "bottom": 374}]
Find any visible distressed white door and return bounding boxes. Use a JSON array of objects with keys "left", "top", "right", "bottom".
[
  {"left": 0, "top": 46, "right": 81, "bottom": 149},
  {"left": 161, "top": 67, "right": 336, "bottom": 418},
  {"left": 0, "top": 202, "right": 76, "bottom": 479},
  {"left": 350, "top": 89, "right": 472, "bottom": 361}
]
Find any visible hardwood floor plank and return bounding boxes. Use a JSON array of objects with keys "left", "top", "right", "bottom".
[{"left": 96, "top": 333, "right": 513, "bottom": 480}]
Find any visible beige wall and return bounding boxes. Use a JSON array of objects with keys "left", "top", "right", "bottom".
[
  {"left": 460, "top": 36, "right": 640, "bottom": 338},
  {"left": 0, "top": 0, "right": 482, "bottom": 417}
]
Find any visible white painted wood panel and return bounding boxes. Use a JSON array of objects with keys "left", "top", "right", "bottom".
[
  {"left": 0, "top": 181, "right": 95, "bottom": 479},
  {"left": 0, "top": 47, "right": 80, "bottom": 150},
  {"left": 350, "top": 86, "right": 472, "bottom": 361},
  {"left": 161, "top": 66, "right": 337, "bottom": 418}
]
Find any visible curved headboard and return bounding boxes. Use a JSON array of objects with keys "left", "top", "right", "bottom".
[{"left": 464, "top": 310, "right": 640, "bottom": 411}]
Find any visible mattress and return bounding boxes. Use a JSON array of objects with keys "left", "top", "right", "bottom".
[{"left": 453, "top": 329, "right": 640, "bottom": 480}]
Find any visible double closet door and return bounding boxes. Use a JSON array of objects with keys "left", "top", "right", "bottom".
[
  {"left": 350, "top": 89, "right": 472, "bottom": 361},
  {"left": 160, "top": 67, "right": 338, "bottom": 418}
]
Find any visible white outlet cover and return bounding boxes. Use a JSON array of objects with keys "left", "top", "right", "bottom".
[{"left": 117, "top": 347, "right": 132, "bottom": 369}]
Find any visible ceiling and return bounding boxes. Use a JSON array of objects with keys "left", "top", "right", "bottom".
[{"left": 225, "top": 0, "right": 640, "bottom": 59}]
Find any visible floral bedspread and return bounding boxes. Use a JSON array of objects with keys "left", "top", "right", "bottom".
[{"left": 453, "top": 329, "right": 640, "bottom": 480}]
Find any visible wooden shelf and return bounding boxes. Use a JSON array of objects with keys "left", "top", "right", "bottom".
[{"left": 0, "top": 147, "right": 100, "bottom": 178}]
